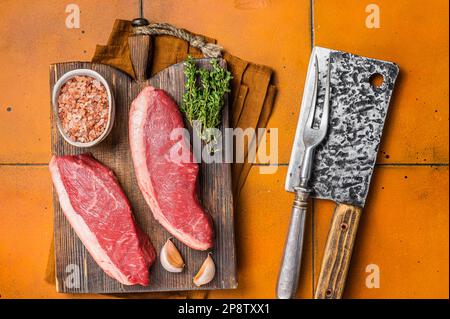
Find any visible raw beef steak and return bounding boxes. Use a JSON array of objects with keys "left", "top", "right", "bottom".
[
  {"left": 49, "top": 153, "right": 156, "bottom": 286},
  {"left": 129, "top": 86, "right": 214, "bottom": 251}
]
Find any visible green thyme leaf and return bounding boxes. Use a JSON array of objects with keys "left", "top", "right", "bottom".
[{"left": 181, "top": 56, "right": 232, "bottom": 148}]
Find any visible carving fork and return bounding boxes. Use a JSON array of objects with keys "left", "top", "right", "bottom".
[{"left": 276, "top": 55, "right": 331, "bottom": 299}]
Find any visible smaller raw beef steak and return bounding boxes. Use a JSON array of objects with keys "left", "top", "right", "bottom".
[
  {"left": 129, "top": 86, "right": 214, "bottom": 251},
  {"left": 49, "top": 154, "right": 156, "bottom": 286}
]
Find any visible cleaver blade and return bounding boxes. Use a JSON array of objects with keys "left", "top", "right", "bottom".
[
  {"left": 286, "top": 47, "right": 399, "bottom": 299},
  {"left": 286, "top": 46, "right": 399, "bottom": 207}
]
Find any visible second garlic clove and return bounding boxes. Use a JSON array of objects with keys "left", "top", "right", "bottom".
[
  {"left": 193, "top": 253, "right": 216, "bottom": 286},
  {"left": 160, "top": 238, "right": 185, "bottom": 273}
]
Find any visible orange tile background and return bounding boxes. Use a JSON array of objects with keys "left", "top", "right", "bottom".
[{"left": 0, "top": 0, "right": 448, "bottom": 298}]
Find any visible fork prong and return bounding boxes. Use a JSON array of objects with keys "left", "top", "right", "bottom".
[
  {"left": 305, "top": 55, "right": 319, "bottom": 129},
  {"left": 319, "top": 56, "right": 331, "bottom": 133}
]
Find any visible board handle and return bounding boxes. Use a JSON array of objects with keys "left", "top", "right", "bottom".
[
  {"left": 128, "top": 34, "right": 152, "bottom": 81},
  {"left": 315, "top": 203, "right": 362, "bottom": 299}
]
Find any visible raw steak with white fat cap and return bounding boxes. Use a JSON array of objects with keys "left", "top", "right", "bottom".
[
  {"left": 49, "top": 153, "right": 156, "bottom": 286},
  {"left": 129, "top": 86, "right": 214, "bottom": 251}
]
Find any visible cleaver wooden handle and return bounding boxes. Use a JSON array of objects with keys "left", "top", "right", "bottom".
[{"left": 315, "top": 203, "right": 362, "bottom": 299}]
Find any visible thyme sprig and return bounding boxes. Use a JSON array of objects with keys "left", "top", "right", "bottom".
[{"left": 181, "top": 56, "right": 232, "bottom": 149}]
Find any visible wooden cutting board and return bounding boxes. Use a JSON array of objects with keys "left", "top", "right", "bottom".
[{"left": 50, "top": 53, "right": 236, "bottom": 293}]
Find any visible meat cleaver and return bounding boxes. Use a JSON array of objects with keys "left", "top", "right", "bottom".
[{"left": 285, "top": 47, "right": 399, "bottom": 299}]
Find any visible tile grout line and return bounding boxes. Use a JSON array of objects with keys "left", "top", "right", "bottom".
[
  {"left": 251, "top": 163, "right": 449, "bottom": 167},
  {"left": 376, "top": 163, "right": 449, "bottom": 167},
  {"left": 1, "top": 163, "right": 448, "bottom": 167}
]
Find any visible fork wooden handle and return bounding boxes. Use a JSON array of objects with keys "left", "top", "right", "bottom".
[{"left": 315, "top": 203, "right": 362, "bottom": 299}]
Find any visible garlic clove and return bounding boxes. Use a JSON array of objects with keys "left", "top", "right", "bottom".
[
  {"left": 160, "top": 238, "right": 185, "bottom": 273},
  {"left": 193, "top": 253, "right": 215, "bottom": 287}
]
